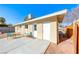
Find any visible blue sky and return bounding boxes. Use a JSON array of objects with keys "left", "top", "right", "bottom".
[{"left": 0, "top": 4, "right": 78, "bottom": 25}]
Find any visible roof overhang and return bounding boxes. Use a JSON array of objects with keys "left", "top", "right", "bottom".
[{"left": 13, "top": 9, "right": 67, "bottom": 26}]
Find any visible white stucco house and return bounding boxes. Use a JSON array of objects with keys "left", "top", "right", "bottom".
[{"left": 13, "top": 9, "right": 67, "bottom": 44}]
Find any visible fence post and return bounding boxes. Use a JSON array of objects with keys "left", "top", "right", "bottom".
[{"left": 73, "top": 22, "right": 77, "bottom": 53}]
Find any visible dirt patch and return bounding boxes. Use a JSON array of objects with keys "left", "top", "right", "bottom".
[{"left": 45, "top": 39, "right": 75, "bottom": 54}]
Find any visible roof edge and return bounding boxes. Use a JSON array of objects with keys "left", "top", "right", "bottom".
[{"left": 13, "top": 9, "right": 67, "bottom": 26}]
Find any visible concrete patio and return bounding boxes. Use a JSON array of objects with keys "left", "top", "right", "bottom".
[
  {"left": 0, "top": 37, "right": 50, "bottom": 54},
  {"left": 0, "top": 37, "right": 75, "bottom": 54}
]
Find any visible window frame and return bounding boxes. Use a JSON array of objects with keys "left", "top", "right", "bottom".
[
  {"left": 34, "top": 24, "right": 37, "bottom": 31},
  {"left": 25, "top": 25, "right": 28, "bottom": 29}
]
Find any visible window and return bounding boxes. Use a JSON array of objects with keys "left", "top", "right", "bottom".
[
  {"left": 34, "top": 24, "right": 37, "bottom": 30},
  {"left": 19, "top": 25, "right": 21, "bottom": 28},
  {"left": 25, "top": 25, "right": 28, "bottom": 29}
]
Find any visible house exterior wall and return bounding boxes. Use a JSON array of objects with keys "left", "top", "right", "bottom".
[
  {"left": 28, "top": 25, "right": 33, "bottom": 33},
  {"left": 15, "top": 24, "right": 33, "bottom": 35},
  {"left": 14, "top": 13, "right": 66, "bottom": 44},
  {"left": 15, "top": 26, "right": 20, "bottom": 33},
  {"left": 37, "top": 23, "right": 43, "bottom": 40},
  {"left": 15, "top": 26, "right": 17, "bottom": 33},
  {"left": 24, "top": 27, "right": 28, "bottom": 34},
  {"left": 36, "top": 16, "right": 58, "bottom": 44},
  {"left": 14, "top": 16, "right": 59, "bottom": 44},
  {"left": 21, "top": 25, "right": 25, "bottom": 34},
  {"left": 50, "top": 17, "right": 58, "bottom": 44}
]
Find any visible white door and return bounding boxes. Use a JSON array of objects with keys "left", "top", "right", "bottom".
[
  {"left": 33, "top": 24, "right": 37, "bottom": 38},
  {"left": 34, "top": 31, "right": 37, "bottom": 38},
  {"left": 43, "top": 23, "right": 51, "bottom": 41}
]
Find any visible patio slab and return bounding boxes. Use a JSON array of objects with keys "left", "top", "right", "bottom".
[
  {"left": 0, "top": 37, "right": 50, "bottom": 54},
  {"left": 7, "top": 39, "right": 50, "bottom": 54},
  {"left": 0, "top": 37, "right": 32, "bottom": 53}
]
